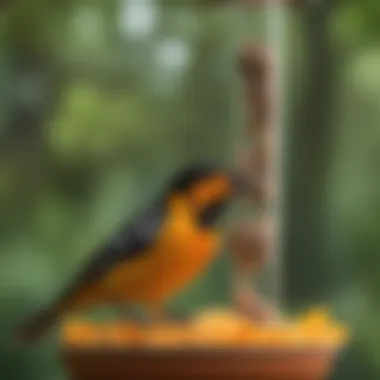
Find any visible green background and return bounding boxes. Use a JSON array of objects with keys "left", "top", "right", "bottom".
[{"left": 0, "top": 1, "right": 380, "bottom": 379}]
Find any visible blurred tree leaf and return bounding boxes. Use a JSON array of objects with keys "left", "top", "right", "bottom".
[
  {"left": 47, "top": 83, "right": 152, "bottom": 162},
  {"left": 333, "top": 1, "right": 380, "bottom": 48}
]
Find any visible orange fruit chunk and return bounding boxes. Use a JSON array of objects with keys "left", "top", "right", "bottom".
[
  {"left": 100, "top": 323, "right": 143, "bottom": 347},
  {"left": 143, "top": 324, "right": 189, "bottom": 347},
  {"left": 63, "top": 320, "right": 101, "bottom": 346},
  {"left": 60, "top": 307, "right": 349, "bottom": 349}
]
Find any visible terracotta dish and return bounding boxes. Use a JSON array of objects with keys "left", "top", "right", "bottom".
[{"left": 61, "top": 308, "right": 347, "bottom": 380}]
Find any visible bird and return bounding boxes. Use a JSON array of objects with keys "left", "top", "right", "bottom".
[{"left": 15, "top": 164, "right": 249, "bottom": 343}]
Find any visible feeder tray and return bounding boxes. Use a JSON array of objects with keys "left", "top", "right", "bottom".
[
  {"left": 63, "top": 345, "right": 341, "bottom": 380},
  {"left": 61, "top": 309, "right": 347, "bottom": 380}
]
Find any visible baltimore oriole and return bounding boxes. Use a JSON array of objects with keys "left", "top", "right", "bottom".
[{"left": 16, "top": 164, "right": 248, "bottom": 343}]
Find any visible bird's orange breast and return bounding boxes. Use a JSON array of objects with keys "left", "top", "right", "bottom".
[{"left": 85, "top": 196, "right": 220, "bottom": 307}]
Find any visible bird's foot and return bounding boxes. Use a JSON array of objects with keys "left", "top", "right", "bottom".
[
  {"left": 148, "top": 306, "right": 191, "bottom": 326},
  {"left": 149, "top": 306, "right": 167, "bottom": 325},
  {"left": 117, "top": 306, "right": 147, "bottom": 325}
]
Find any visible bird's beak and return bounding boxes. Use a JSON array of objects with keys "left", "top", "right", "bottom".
[{"left": 228, "top": 171, "right": 254, "bottom": 195}]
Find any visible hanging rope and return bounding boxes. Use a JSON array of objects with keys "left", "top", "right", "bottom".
[
  {"left": 266, "top": 0, "right": 287, "bottom": 312},
  {"left": 228, "top": 2, "right": 287, "bottom": 320}
]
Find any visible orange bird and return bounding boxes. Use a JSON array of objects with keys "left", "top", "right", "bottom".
[{"left": 16, "top": 164, "right": 248, "bottom": 343}]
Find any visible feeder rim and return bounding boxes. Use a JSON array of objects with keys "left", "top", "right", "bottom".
[{"left": 61, "top": 343, "right": 344, "bottom": 356}]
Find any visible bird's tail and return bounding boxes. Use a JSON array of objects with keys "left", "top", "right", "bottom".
[{"left": 14, "top": 303, "right": 65, "bottom": 344}]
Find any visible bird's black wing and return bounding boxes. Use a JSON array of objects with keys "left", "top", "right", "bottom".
[
  {"left": 60, "top": 201, "right": 166, "bottom": 300},
  {"left": 15, "top": 201, "right": 167, "bottom": 343}
]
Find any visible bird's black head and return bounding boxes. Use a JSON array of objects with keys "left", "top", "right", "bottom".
[
  {"left": 166, "top": 164, "right": 247, "bottom": 227},
  {"left": 168, "top": 165, "right": 218, "bottom": 193}
]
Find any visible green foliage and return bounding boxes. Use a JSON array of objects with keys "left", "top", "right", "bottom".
[
  {"left": 48, "top": 83, "right": 151, "bottom": 162},
  {"left": 0, "top": 1, "right": 379, "bottom": 380},
  {"left": 333, "top": 1, "right": 380, "bottom": 49}
]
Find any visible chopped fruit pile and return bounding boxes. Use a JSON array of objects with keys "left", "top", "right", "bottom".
[{"left": 62, "top": 308, "right": 348, "bottom": 348}]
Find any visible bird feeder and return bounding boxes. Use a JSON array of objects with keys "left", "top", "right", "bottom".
[{"left": 62, "top": 2, "right": 348, "bottom": 379}]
